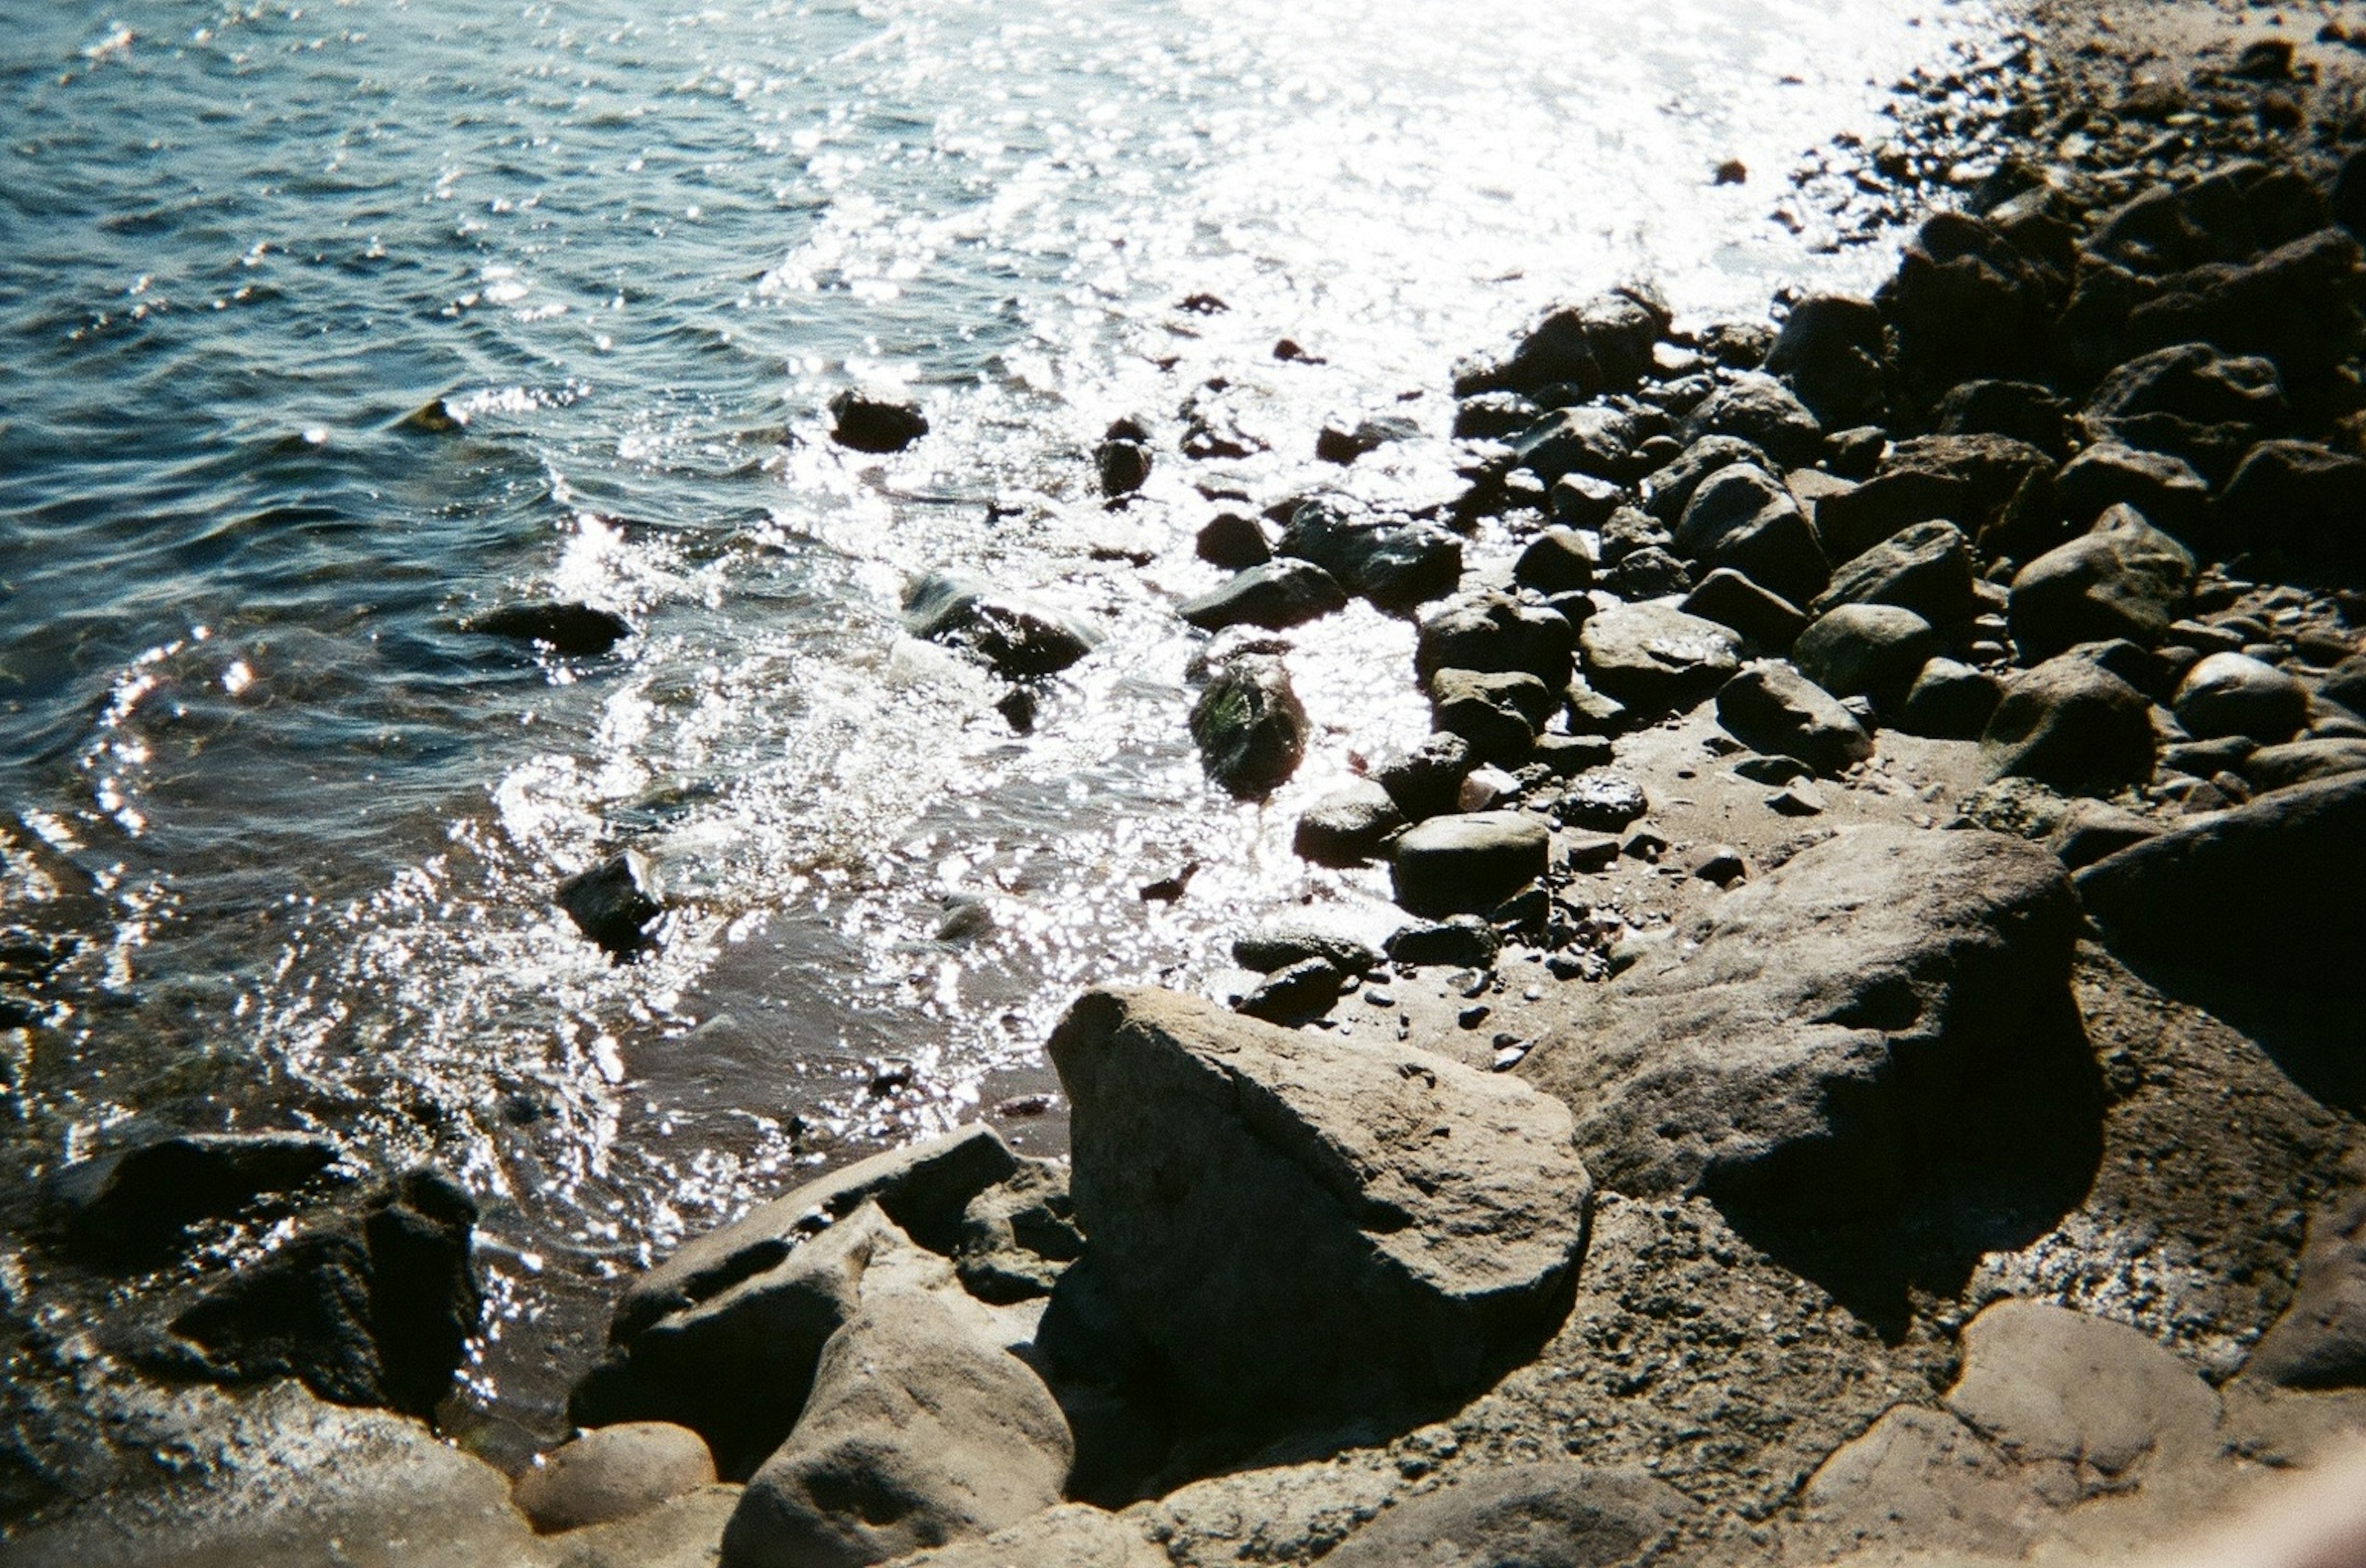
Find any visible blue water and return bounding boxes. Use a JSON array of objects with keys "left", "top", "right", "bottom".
[{"left": 0, "top": 0, "right": 2010, "bottom": 1432}]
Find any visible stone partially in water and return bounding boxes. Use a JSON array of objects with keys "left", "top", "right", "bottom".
[
  {"left": 1178, "top": 560, "right": 1348, "bottom": 633},
  {"left": 471, "top": 601, "right": 635, "bottom": 657},
  {"left": 829, "top": 388, "right": 930, "bottom": 453},
  {"left": 51, "top": 1131, "right": 340, "bottom": 1265},
  {"left": 558, "top": 850, "right": 666, "bottom": 957},
  {"left": 1190, "top": 654, "right": 1308, "bottom": 797},
  {"left": 902, "top": 573, "right": 1099, "bottom": 679}
]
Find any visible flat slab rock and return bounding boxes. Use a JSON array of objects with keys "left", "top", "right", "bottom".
[
  {"left": 1046, "top": 986, "right": 1591, "bottom": 1431},
  {"left": 1516, "top": 826, "right": 2096, "bottom": 1283}
]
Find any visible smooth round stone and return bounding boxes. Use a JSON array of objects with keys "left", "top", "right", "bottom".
[
  {"left": 2173, "top": 651, "right": 2309, "bottom": 744},
  {"left": 513, "top": 1421, "right": 717, "bottom": 1535},
  {"left": 1391, "top": 810, "right": 1549, "bottom": 917}
]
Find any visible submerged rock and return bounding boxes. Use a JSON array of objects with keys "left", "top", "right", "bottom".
[
  {"left": 903, "top": 572, "right": 1099, "bottom": 679},
  {"left": 51, "top": 1131, "right": 339, "bottom": 1265},
  {"left": 558, "top": 850, "right": 666, "bottom": 957}
]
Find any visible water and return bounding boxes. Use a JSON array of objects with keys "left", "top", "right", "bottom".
[{"left": 0, "top": 0, "right": 2012, "bottom": 1439}]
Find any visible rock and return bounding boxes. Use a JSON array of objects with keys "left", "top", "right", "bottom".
[
  {"left": 720, "top": 1232, "right": 1072, "bottom": 1568},
  {"left": 1189, "top": 654, "right": 1307, "bottom": 797},
  {"left": 1598, "top": 545, "right": 1691, "bottom": 601},
  {"left": 1321, "top": 1463, "right": 1691, "bottom": 1568},
  {"left": 1714, "top": 664, "right": 1874, "bottom": 776},
  {"left": 1943, "top": 1301, "right": 2219, "bottom": 1491},
  {"left": 903, "top": 574, "right": 1098, "bottom": 678},
  {"left": 1514, "top": 529, "right": 1598, "bottom": 595},
  {"left": 2247, "top": 1188, "right": 2366, "bottom": 1388},
  {"left": 1877, "top": 211, "right": 2054, "bottom": 391},
  {"left": 51, "top": 1131, "right": 339, "bottom": 1264},
  {"left": 2053, "top": 442, "right": 2210, "bottom": 538},
  {"left": 1293, "top": 780, "right": 1407, "bottom": 866},
  {"left": 1547, "top": 771, "right": 1649, "bottom": 832},
  {"left": 1598, "top": 504, "right": 1675, "bottom": 565},
  {"left": 1278, "top": 501, "right": 1462, "bottom": 612},
  {"left": 515, "top": 1423, "right": 718, "bottom": 1534},
  {"left": 2079, "top": 343, "right": 2290, "bottom": 485},
  {"left": 1235, "top": 957, "right": 1346, "bottom": 1025},
  {"left": 1453, "top": 290, "right": 1667, "bottom": 399},
  {"left": 2173, "top": 651, "right": 2309, "bottom": 744},
  {"left": 951, "top": 1161, "right": 1083, "bottom": 1305},
  {"left": 1562, "top": 675, "right": 1630, "bottom": 737},
  {"left": 1813, "top": 435, "right": 2052, "bottom": 564},
  {"left": 1792, "top": 604, "right": 1938, "bottom": 704},
  {"left": 1577, "top": 603, "right": 1742, "bottom": 713},
  {"left": 1391, "top": 811, "right": 1550, "bottom": 917},
  {"left": 1808, "top": 520, "right": 1978, "bottom": 626},
  {"left": 1385, "top": 916, "right": 1502, "bottom": 969},
  {"left": 829, "top": 389, "right": 929, "bottom": 453},
  {"left": 471, "top": 601, "right": 635, "bottom": 657},
  {"left": 1372, "top": 733, "right": 1476, "bottom": 823},
  {"left": 1765, "top": 293, "right": 1887, "bottom": 428},
  {"left": 1897, "top": 657, "right": 2003, "bottom": 739},
  {"left": 1314, "top": 414, "right": 1418, "bottom": 465},
  {"left": 1234, "top": 925, "right": 1379, "bottom": 976},
  {"left": 1796, "top": 1405, "right": 2039, "bottom": 1562},
  {"left": 161, "top": 1169, "right": 479, "bottom": 1422},
  {"left": 2007, "top": 504, "right": 2197, "bottom": 661},
  {"left": 1194, "top": 513, "right": 1269, "bottom": 570},
  {"left": 1680, "top": 568, "right": 1807, "bottom": 652},
  {"left": 2075, "top": 772, "right": 2366, "bottom": 993},
  {"left": 1699, "top": 320, "right": 1774, "bottom": 369},
  {"left": 1764, "top": 780, "right": 1827, "bottom": 816},
  {"left": 1097, "top": 438, "right": 1152, "bottom": 497},
  {"left": 2322, "top": 654, "right": 2366, "bottom": 718},
  {"left": 2214, "top": 439, "right": 2366, "bottom": 572},
  {"left": 1530, "top": 733, "right": 1614, "bottom": 776},
  {"left": 1678, "top": 374, "right": 1823, "bottom": 467},
  {"left": 879, "top": 1505, "right": 1165, "bottom": 1568},
  {"left": 1044, "top": 987, "right": 1592, "bottom": 1431},
  {"left": 1415, "top": 591, "right": 1576, "bottom": 690},
  {"left": 2241, "top": 737, "right": 2366, "bottom": 791},
  {"left": 1934, "top": 379, "right": 2071, "bottom": 455},
  {"left": 1177, "top": 560, "right": 1346, "bottom": 633},
  {"left": 1550, "top": 472, "right": 1624, "bottom": 529},
  {"left": 1453, "top": 391, "right": 1542, "bottom": 441},
  {"left": 1510, "top": 406, "right": 1639, "bottom": 486},
  {"left": 558, "top": 850, "right": 666, "bottom": 957},
  {"left": 548, "top": 1486, "right": 745, "bottom": 1568},
  {"left": 1430, "top": 668, "right": 1550, "bottom": 766},
  {"left": 1672, "top": 463, "right": 1828, "bottom": 607},
  {"left": 2044, "top": 800, "right": 2163, "bottom": 869},
  {"left": 2123, "top": 228, "right": 2366, "bottom": 388},
  {"left": 1980, "top": 656, "right": 2157, "bottom": 794},
  {"left": 1638, "top": 435, "right": 1775, "bottom": 524},
  {"left": 1519, "top": 827, "right": 2093, "bottom": 1290}
]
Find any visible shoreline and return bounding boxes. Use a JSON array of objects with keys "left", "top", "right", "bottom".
[{"left": 10, "top": 2, "right": 2366, "bottom": 1564}]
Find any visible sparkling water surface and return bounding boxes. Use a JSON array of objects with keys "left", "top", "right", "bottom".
[{"left": 0, "top": 0, "right": 2007, "bottom": 1433}]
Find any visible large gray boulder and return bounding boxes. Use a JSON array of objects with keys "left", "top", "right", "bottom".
[
  {"left": 2007, "top": 504, "right": 2195, "bottom": 661},
  {"left": 1577, "top": 603, "right": 1742, "bottom": 713},
  {"left": 1321, "top": 1463, "right": 1691, "bottom": 1568},
  {"left": 1518, "top": 827, "right": 2094, "bottom": 1288},
  {"left": 720, "top": 1208, "right": 1073, "bottom": 1568},
  {"left": 2075, "top": 771, "right": 2366, "bottom": 994},
  {"left": 1045, "top": 988, "right": 1592, "bottom": 1431}
]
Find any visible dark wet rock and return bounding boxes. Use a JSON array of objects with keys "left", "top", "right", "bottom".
[
  {"left": 1530, "top": 733, "right": 1614, "bottom": 776},
  {"left": 161, "top": 1169, "right": 479, "bottom": 1422},
  {"left": 1453, "top": 290, "right": 1668, "bottom": 399},
  {"left": 1453, "top": 391, "right": 1542, "bottom": 441},
  {"left": 1577, "top": 603, "right": 1742, "bottom": 713},
  {"left": 1234, "top": 927, "right": 1379, "bottom": 977},
  {"left": 1933, "top": 380, "right": 2071, "bottom": 455},
  {"left": 1715, "top": 664, "right": 1873, "bottom": 777},
  {"left": 1178, "top": 559, "right": 1348, "bottom": 633},
  {"left": 1672, "top": 463, "right": 1827, "bottom": 607},
  {"left": 1678, "top": 375, "right": 1823, "bottom": 468},
  {"left": 1278, "top": 501, "right": 1462, "bottom": 612},
  {"left": 1980, "top": 655, "right": 2157, "bottom": 794},
  {"left": 2090, "top": 174, "right": 2261, "bottom": 275},
  {"left": 1897, "top": 657, "right": 2003, "bottom": 739},
  {"left": 1514, "top": 528, "right": 1597, "bottom": 595},
  {"left": 1546, "top": 771, "right": 1649, "bottom": 832},
  {"left": 2242, "top": 737, "right": 2366, "bottom": 792},
  {"left": 52, "top": 1131, "right": 339, "bottom": 1265},
  {"left": 1235, "top": 957, "right": 1347, "bottom": 1025},
  {"left": 2173, "top": 651, "right": 2309, "bottom": 744},
  {"left": 1792, "top": 604, "right": 1938, "bottom": 704},
  {"left": 1386, "top": 916, "right": 1502, "bottom": 970},
  {"left": 1097, "top": 437, "right": 1153, "bottom": 497},
  {"left": 1825, "top": 425, "right": 1888, "bottom": 478},
  {"left": 2214, "top": 439, "right": 2366, "bottom": 573},
  {"left": 1321, "top": 1463, "right": 1691, "bottom": 1568},
  {"left": 2007, "top": 503, "right": 2197, "bottom": 662},
  {"left": 1765, "top": 293, "right": 1887, "bottom": 428},
  {"left": 1813, "top": 434, "right": 2052, "bottom": 564},
  {"left": 1520, "top": 826, "right": 2094, "bottom": 1299},
  {"left": 829, "top": 389, "right": 929, "bottom": 453},
  {"left": 1599, "top": 545, "right": 1693, "bottom": 601},
  {"left": 2079, "top": 343, "right": 2290, "bottom": 485},
  {"left": 558, "top": 850, "right": 666, "bottom": 957},
  {"left": 1680, "top": 568, "right": 1807, "bottom": 652},
  {"left": 1550, "top": 472, "right": 1624, "bottom": 529},
  {"left": 1510, "top": 405, "right": 1639, "bottom": 486},
  {"left": 1392, "top": 811, "right": 1550, "bottom": 917},
  {"left": 513, "top": 1421, "right": 717, "bottom": 1535},
  {"left": 574, "top": 1129, "right": 1023, "bottom": 1477},
  {"left": 1315, "top": 414, "right": 1419, "bottom": 465},
  {"left": 2079, "top": 771, "right": 2366, "bottom": 994},
  {"left": 1190, "top": 654, "right": 1308, "bottom": 797},
  {"left": 1045, "top": 986, "right": 1591, "bottom": 1432},
  {"left": 1373, "top": 732, "right": 1476, "bottom": 823},
  {"left": 2323, "top": 653, "right": 2366, "bottom": 718},
  {"left": 2123, "top": 229, "right": 2366, "bottom": 387},
  {"left": 1638, "top": 435, "right": 1775, "bottom": 524},
  {"left": 1877, "top": 211, "right": 2055, "bottom": 392},
  {"left": 903, "top": 573, "right": 1099, "bottom": 678},
  {"left": 1195, "top": 513, "right": 1270, "bottom": 570},
  {"left": 2248, "top": 1188, "right": 2366, "bottom": 1389},
  {"left": 1292, "top": 779, "right": 1407, "bottom": 866},
  {"left": 1808, "top": 520, "right": 1978, "bottom": 627},
  {"left": 2044, "top": 800, "right": 2163, "bottom": 870},
  {"left": 471, "top": 601, "right": 635, "bottom": 657},
  {"left": 1699, "top": 320, "right": 1774, "bottom": 369},
  {"left": 1430, "top": 668, "right": 1550, "bottom": 766},
  {"left": 721, "top": 1214, "right": 1071, "bottom": 1568},
  {"left": 1415, "top": 591, "right": 1577, "bottom": 690},
  {"left": 2053, "top": 441, "right": 2211, "bottom": 538}
]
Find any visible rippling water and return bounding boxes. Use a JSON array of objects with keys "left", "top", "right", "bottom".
[{"left": 0, "top": 0, "right": 2009, "bottom": 1436}]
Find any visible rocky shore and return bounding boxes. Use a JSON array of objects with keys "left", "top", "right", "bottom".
[{"left": 12, "top": 2, "right": 2366, "bottom": 1564}]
